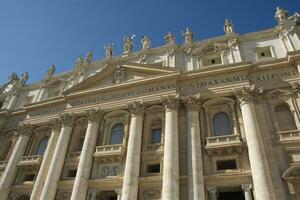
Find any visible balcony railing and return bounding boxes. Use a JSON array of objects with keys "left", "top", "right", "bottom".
[
  {"left": 278, "top": 130, "right": 300, "bottom": 144},
  {"left": 205, "top": 134, "right": 243, "bottom": 155},
  {"left": 18, "top": 155, "right": 43, "bottom": 170},
  {"left": 143, "top": 143, "right": 163, "bottom": 154},
  {"left": 94, "top": 144, "right": 126, "bottom": 163}
]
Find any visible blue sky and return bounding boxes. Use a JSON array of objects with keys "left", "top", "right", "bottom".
[{"left": 0, "top": 0, "right": 300, "bottom": 85}]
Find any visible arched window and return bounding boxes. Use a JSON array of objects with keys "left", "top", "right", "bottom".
[
  {"left": 110, "top": 123, "right": 124, "bottom": 145},
  {"left": 151, "top": 119, "right": 162, "bottom": 144},
  {"left": 212, "top": 112, "right": 232, "bottom": 136},
  {"left": 275, "top": 104, "right": 297, "bottom": 131},
  {"left": 37, "top": 137, "right": 49, "bottom": 156}
]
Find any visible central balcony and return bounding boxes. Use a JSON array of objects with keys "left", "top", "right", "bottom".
[
  {"left": 18, "top": 155, "right": 43, "bottom": 170},
  {"left": 278, "top": 130, "right": 300, "bottom": 145},
  {"left": 94, "top": 144, "right": 126, "bottom": 163},
  {"left": 205, "top": 134, "right": 243, "bottom": 155}
]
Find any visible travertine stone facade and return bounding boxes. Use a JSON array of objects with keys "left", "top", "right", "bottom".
[{"left": 0, "top": 7, "right": 300, "bottom": 200}]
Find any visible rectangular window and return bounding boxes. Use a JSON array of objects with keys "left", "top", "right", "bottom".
[
  {"left": 23, "top": 174, "right": 35, "bottom": 181},
  {"left": 216, "top": 159, "right": 237, "bottom": 170},
  {"left": 151, "top": 128, "right": 162, "bottom": 144},
  {"left": 146, "top": 163, "right": 160, "bottom": 173},
  {"left": 67, "top": 169, "right": 77, "bottom": 177},
  {"left": 256, "top": 47, "right": 273, "bottom": 60}
]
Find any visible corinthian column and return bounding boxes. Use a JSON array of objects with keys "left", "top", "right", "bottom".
[
  {"left": 185, "top": 96, "right": 205, "bottom": 200},
  {"left": 70, "top": 109, "right": 104, "bottom": 200},
  {"left": 121, "top": 101, "right": 145, "bottom": 200},
  {"left": 161, "top": 95, "right": 180, "bottom": 200},
  {"left": 40, "top": 114, "right": 74, "bottom": 200},
  {"left": 235, "top": 86, "right": 273, "bottom": 200},
  {"left": 30, "top": 119, "right": 61, "bottom": 200},
  {"left": 0, "top": 123, "right": 32, "bottom": 200},
  {"left": 242, "top": 184, "right": 253, "bottom": 200}
]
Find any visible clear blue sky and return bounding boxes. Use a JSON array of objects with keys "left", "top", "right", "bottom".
[{"left": 0, "top": 0, "right": 299, "bottom": 85}]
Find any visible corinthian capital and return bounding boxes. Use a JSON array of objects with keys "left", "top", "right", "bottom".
[
  {"left": 17, "top": 123, "right": 33, "bottom": 137},
  {"left": 234, "top": 85, "right": 264, "bottom": 103},
  {"left": 161, "top": 95, "right": 180, "bottom": 111},
  {"left": 242, "top": 184, "right": 252, "bottom": 192},
  {"left": 128, "top": 100, "right": 146, "bottom": 116},
  {"left": 183, "top": 95, "right": 201, "bottom": 111},
  {"left": 86, "top": 108, "right": 104, "bottom": 122},
  {"left": 291, "top": 82, "right": 300, "bottom": 95},
  {"left": 59, "top": 113, "right": 74, "bottom": 126},
  {"left": 49, "top": 118, "right": 62, "bottom": 132}
]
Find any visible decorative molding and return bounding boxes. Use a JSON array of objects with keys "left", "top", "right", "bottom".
[
  {"left": 142, "top": 188, "right": 161, "bottom": 199},
  {"left": 161, "top": 95, "right": 180, "bottom": 111},
  {"left": 234, "top": 85, "right": 264, "bottom": 103},
  {"left": 17, "top": 123, "right": 33, "bottom": 137},
  {"left": 86, "top": 108, "right": 105, "bottom": 123},
  {"left": 128, "top": 100, "right": 146, "bottom": 116},
  {"left": 59, "top": 113, "right": 74, "bottom": 126}
]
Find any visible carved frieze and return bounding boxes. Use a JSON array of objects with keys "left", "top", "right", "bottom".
[
  {"left": 113, "top": 66, "right": 126, "bottom": 84},
  {"left": 99, "top": 163, "right": 119, "bottom": 178}
]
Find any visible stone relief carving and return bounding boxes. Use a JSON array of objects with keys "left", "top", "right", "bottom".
[
  {"left": 56, "top": 191, "right": 72, "bottom": 200},
  {"left": 99, "top": 163, "right": 119, "bottom": 178},
  {"left": 123, "top": 34, "right": 136, "bottom": 54},
  {"left": 113, "top": 66, "right": 126, "bottom": 84},
  {"left": 234, "top": 85, "right": 264, "bottom": 103},
  {"left": 141, "top": 36, "right": 151, "bottom": 50}
]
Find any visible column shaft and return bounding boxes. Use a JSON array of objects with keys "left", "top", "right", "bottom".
[
  {"left": 240, "top": 102, "right": 273, "bottom": 200},
  {"left": 30, "top": 121, "right": 60, "bottom": 200},
  {"left": 121, "top": 104, "right": 144, "bottom": 200},
  {"left": 162, "top": 101, "right": 179, "bottom": 200},
  {"left": 186, "top": 100, "right": 205, "bottom": 200},
  {"left": 70, "top": 109, "right": 103, "bottom": 200},
  {"left": 0, "top": 125, "right": 32, "bottom": 200},
  {"left": 40, "top": 115, "right": 73, "bottom": 200}
]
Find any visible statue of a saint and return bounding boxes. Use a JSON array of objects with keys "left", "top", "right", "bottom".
[
  {"left": 182, "top": 28, "right": 193, "bottom": 44},
  {"left": 21, "top": 71, "right": 29, "bottom": 86},
  {"left": 8, "top": 72, "right": 19, "bottom": 83},
  {"left": 47, "top": 64, "right": 56, "bottom": 78},
  {"left": 104, "top": 44, "right": 114, "bottom": 59},
  {"left": 75, "top": 55, "right": 85, "bottom": 68},
  {"left": 85, "top": 51, "right": 93, "bottom": 65},
  {"left": 123, "top": 34, "right": 136, "bottom": 54},
  {"left": 224, "top": 19, "right": 234, "bottom": 34},
  {"left": 275, "top": 7, "right": 289, "bottom": 24},
  {"left": 141, "top": 36, "right": 151, "bottom": 50},
  {"left": 164, "top": 32, "right": 176, "bottom": 45}
]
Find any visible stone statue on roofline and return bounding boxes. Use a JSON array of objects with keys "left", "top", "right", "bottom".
[
  {"left": 224, "top": 19, "right": 234, "bottom": 34},
  {"left": 21, "top": 71, "right": 29, "bottom": 86},
  {"left": 104, "top": 44, "right": 114, "bottom": 59},
  {"left": 141, "top": 36, "right": 151, "bottom": 50},
  {"left": 182, "top": 27, "right": 193, "bottom": 44},
  {"left": 75, "top": 55, "right": 85, "bottom": 68},
  {"left": 164, "top": 32, "right": 176, "bottom": 45},
  {"left": 275, "top": 6, "right": 289, "bottom": 24},
  {"left": 8, "top": 72, "right": 19, "bottom": 83},
  {"left": 47, "top": 64, "right": 56, "bottom": 78},
  {"left": 123, "top": 34, "right": 136, "bottom": 54},
  {"left": 85, "top": 51, "right": 93, "bottom": 65}
]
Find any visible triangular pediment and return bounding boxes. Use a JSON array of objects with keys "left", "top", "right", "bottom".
[{"left": 64, "top": 62, "right": 180, "bottom": 94}]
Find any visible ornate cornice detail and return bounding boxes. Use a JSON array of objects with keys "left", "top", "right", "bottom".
[
  {"left": 242, "top": 184, "right": 252, "bottom": 192},
  {"left": 183, "top": 95, "right": 201, "bottom": 111},
  {"left": 234, "top": 85, "right": 264, "bottom": 103},
  {"left": 59, "top": 113, "right": 74, "bottom": 126},
  {"left": 128, "top": 100, "right": 146, "bottom": 116},
  {"left": 86, "top": 108, "right": 104, "bottom": 123},
  {"left": 49, "top": 118, "right": 62, "bottom": 132},
  {"left": 17, "top": 123, "right": 33, "bottom": 137},
  {"left": 161, "top": 95, "right": 180, "bottom": 112}
]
